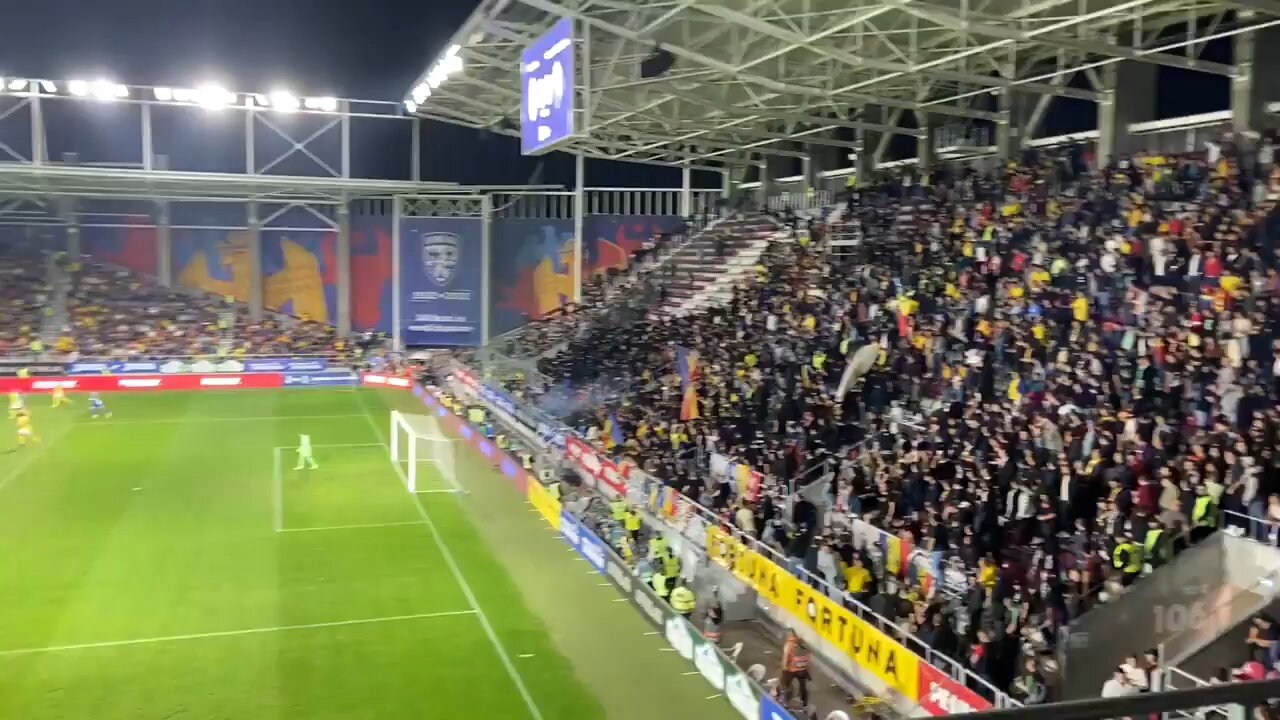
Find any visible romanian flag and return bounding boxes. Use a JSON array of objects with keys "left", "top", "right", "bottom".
[
  {"left": 676, "top": 346, "right": 700, "bottom": 420},
  {"left": 605, "top": 412, "right": 624, "bottom": 450},
  {"left": 882, "top": 533, "right": 902, "bottom": 576}
]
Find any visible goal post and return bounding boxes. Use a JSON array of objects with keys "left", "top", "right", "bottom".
[{"left": 389, "top": 410, "right": 460, "bottom": 493}]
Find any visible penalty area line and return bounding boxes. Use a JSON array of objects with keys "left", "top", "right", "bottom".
[
  {"left": 76, "top": 414, "right": 370, "bottom": 426},
  {"left": 0, "top": 609, "right": 479, "bottom": 657},
  {"left": 279, "top": 520, "right": 428, "bottom": 533}
]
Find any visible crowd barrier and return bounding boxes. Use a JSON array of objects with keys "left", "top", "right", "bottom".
[
  {"left": 0, "top": 354, "right": 343, "bottom": 377},
  {"left": 362, "top": 373, "right": 793, "bottom": 720},
  {"left": 443, "top": 361, "right": 1014, "bottom": 713},
  {"left": 0, "top": 371, "right": 359, "bottom": 392}
]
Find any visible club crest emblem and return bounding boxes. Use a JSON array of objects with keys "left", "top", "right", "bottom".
[{"left": 420, "top": 232, "right": 461, "bottom": 287}]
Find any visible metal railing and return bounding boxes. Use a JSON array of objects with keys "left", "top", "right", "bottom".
[
  {"left": 442, "top": 354, "right": 1016, "bottom": 709},
  {"left": 1221, "top": 509, "right": 1280, "bottom": 546}
]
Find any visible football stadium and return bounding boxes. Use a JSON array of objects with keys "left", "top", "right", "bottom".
[{"left": 6, "top": 0, "right": 1280, "bottom": 719}]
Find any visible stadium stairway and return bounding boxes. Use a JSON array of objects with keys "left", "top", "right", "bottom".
[
  {"left": 1056, "top": 531, "right": 1280, "bottom": 700},
  {"left": 40, "top": 255, "right": 71, "bottom": 345},
  {"left": 653, "top": 214, "right": 783, "bottom": 318}
]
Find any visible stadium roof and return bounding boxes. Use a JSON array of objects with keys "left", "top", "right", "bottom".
[{"left": 406, "top": 0, "right": 1277, "bottom": 168}]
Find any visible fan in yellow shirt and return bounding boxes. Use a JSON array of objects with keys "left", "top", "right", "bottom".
[
  {"left": 15, "top": 410, "right": 39, "bottom": 446},
  {"left": 1072, "top": 294, "right": 1089, "bottom": 322}
]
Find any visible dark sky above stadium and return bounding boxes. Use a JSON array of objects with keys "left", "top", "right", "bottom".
[{"left": 1, "top": 0, "right": 1234, "bottom": 187}]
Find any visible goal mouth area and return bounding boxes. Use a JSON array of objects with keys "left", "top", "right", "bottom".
[{"left": 389, "top": 410, "right": 463, "bottom": 494}]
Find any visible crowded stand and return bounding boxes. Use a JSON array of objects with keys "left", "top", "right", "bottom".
[
  {"left": 0, "top": 256, "right": 348, "bottom": 360},
  {"left": 484, "top": 133, "right": 1280, "bottom": 704},
  {"left": 0, "top": 242, "right": 54, "bottom": 357}
]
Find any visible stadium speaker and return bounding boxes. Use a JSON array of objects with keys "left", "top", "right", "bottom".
[{"left": 640, "top": 47, "right": 675, "bottom": 79}]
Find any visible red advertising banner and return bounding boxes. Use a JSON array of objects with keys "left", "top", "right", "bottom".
[
  {"left": 916, "top": 661, "right": 992, "bottom": 716},
  {"left": 360, "top": 373, "right": 414, "bottom": 388},
  {"left": 0, "top": 373, "right": 284, "bottom": 393}
]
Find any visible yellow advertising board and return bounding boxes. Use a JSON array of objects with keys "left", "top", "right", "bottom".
[
  {"left": 527, "top": 480, "right": 561, "bottom": 530},
  {"left": 705, "top": 527, "right": 919, "bottom": 700}
]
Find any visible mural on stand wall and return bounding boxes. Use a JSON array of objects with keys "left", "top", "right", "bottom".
[
  {"left": 82, "top": 222, "right": 158, "bottom": 277},
  {"left": 489, "top": 218, "right": 576, "bottom": 337},
  {"left": 349, "top": 215, "right": 394, "bottom": 332},
  {"left": 261, "top": 230, "right": 338, "bottom": 323},
  {"left": 581, "top": 215, "right": 684, "bottom": 280},
  {"left": 487, "top": 215, "right": 685, "bottom": 337},
  {"left": 173, "top": 228, "right": 254, "bottom": 301}
]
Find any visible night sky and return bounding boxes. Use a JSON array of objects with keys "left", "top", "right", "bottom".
[{"left": 0, "top": 0, "right": 1235, "bottom": 186}]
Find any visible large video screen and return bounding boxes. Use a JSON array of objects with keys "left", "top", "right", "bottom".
[{"left": 520, "top": 17, "right": 575, "bottom": 155}]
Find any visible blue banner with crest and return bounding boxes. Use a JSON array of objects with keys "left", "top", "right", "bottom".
[{"left": 399, "top": 217, "right": 483, "bottom": 347}]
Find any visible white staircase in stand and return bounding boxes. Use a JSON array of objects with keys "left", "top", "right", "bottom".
[{"left": 652, "top": 214, "right": 784, "bottom": 318}]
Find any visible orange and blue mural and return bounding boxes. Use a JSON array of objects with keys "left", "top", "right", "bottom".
[
  {"left": 490, "top": 218, "right": 576, "bottom": 336},
  {"left": 261, "top": 230, "right": 337, "bottom": 323},
  {"left": 581, "top": 215, "right": 683, "bottom": 279},
  {"left": 350, "top": 215, "right": 393, "bottom": 331},
  {"left": 174, "top": 228, "right": 255, "bottom": 302},
  {"left": 488, "top": 215, "right": 683, "bottom": 336},
  {"left": 82, "top": 224, "right": 158, "bottom": 277}
]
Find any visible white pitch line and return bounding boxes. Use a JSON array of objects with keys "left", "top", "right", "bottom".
[
  {"left": 77, "top": 414, "right": 369, "bottom": 426},
  {"left": 0, "top": 609, "right": 478, "bottom": 657},
  {"left": 280, "top": 520, "right": 428, "bottom": 533},
  {"left": 353, "top": 391, "right": 544, "bottom": 720},
  {"left": 705, "top": 694, "right": 723, "bottom": 700},
  {"left": 415, "top": 488, "right": 461, "bottom": 494},
  {"left": 682, "top": 671, "right": 699, "bottom": 676}
]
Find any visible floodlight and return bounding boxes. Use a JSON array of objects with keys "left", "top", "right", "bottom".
[
  {"left": 68, "top": 80, "right": 90, "bottom": 96},
  {"left": 90, "top": 80, "right": 127, "bottom": 100},
  {"left": 172, "top": 88, "right": 196, "bottom": 103},
  {"left": 269, "top": 91, "right": 300, "bottom": 112},
  {"left": 411, "top": 83, "right": 430, "bottom": 104},
  {"left": 7, "top": 79, "right": 28, "bottom": 91},
  {"left": 303, "top": 96, "right": 338, "bottom": 112},
  {"left": 404, "top": 100, "right": 417, "bottom": 113},
  {"left": 153, "top": 87, "right": 173, "bottom": 101},
  {"left": 38, "top": 80, "right": 56, "bottom": 93},
  {"left": 194, "top": 84, "right": 235, "bottom": 109}
]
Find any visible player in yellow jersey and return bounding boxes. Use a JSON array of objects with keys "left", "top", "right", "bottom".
[
  {"left": 15, "top": 410, "right": 39, "bottom": 446},
  {"left": 8, "top": 391, "right": 24, "bottom": 419},
  {"left": 51, "top": 384, "right": 69, "bottom": 408}
]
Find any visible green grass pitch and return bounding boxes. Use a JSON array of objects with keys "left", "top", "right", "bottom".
[{"left": 0, "top": 387, "right": 738, "bottom": 720}]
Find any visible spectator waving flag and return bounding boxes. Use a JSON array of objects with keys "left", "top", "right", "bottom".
[
  {"left": 604, "top": 412, "right": 624, "bottom": 450},
  {"left": 676, "top": 346, "right": 700, "bottom": 420}
]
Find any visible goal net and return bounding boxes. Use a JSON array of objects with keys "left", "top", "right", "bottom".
[{"left": 389, "top": 410, "right": 460, "bottom": 493}]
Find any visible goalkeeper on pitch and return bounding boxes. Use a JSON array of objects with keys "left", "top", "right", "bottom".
[{"left": 295, "top": 433, "right": 319, "bottom": 470}]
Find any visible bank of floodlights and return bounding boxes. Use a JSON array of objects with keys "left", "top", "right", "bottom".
[
  {"left": 408, "top": 44, "right": 464, "bottom": 111},
  {"left": 67, "top": 79, "right": 128, "bottom": 100}
]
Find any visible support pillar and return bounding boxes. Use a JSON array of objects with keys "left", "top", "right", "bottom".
[
  {"left": 855, "top": 106, "right": 883, "bottom": 185},
  {"left": 481, "top": 194, "right": 492, "bottom": 345},
  {"left": 66, "top": 223, "right": 81, "bottom": 258},
  {"left": 996, "top": 89, "right": 1020, "bottom": 162},
  {"left": 247, "top": 202, "right": 263, "bottom": 320},
  {"left": 680, "top": 165, "right": 693, "bottom": 217},
  {"left": 391, "top": 197, "right": 402, "bottom": 351},
  {"left": 572, "top": 153, "right": 585, "bottom": 304},
  {"left": 336, "top": 203, "right": 352, "bottom": 335},
  {"left": 1232, "top": 27, "right": 1280, "bottom": 134},
  {"left": 917, "top": 118, "right": 936, "bottom": 171},
  {"left": 156, "top": 202, "right": 172, "bottom": 287},
  {"left": 757, "top": 162, "right": 772, "bottom": 208},
  {"left": 801, "top": 156, "right": 814, "bottom": 194},
  {"left": 1097, "top": 60, "right": 1156, "bottom": 163}
]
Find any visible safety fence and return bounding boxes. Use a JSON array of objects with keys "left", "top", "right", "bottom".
[
  {"left": 441, "top": 359, "right": 1016, "bottom": 712},
  {"left": 368, "top": 373, "right": 793, "bottom": 720}
]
